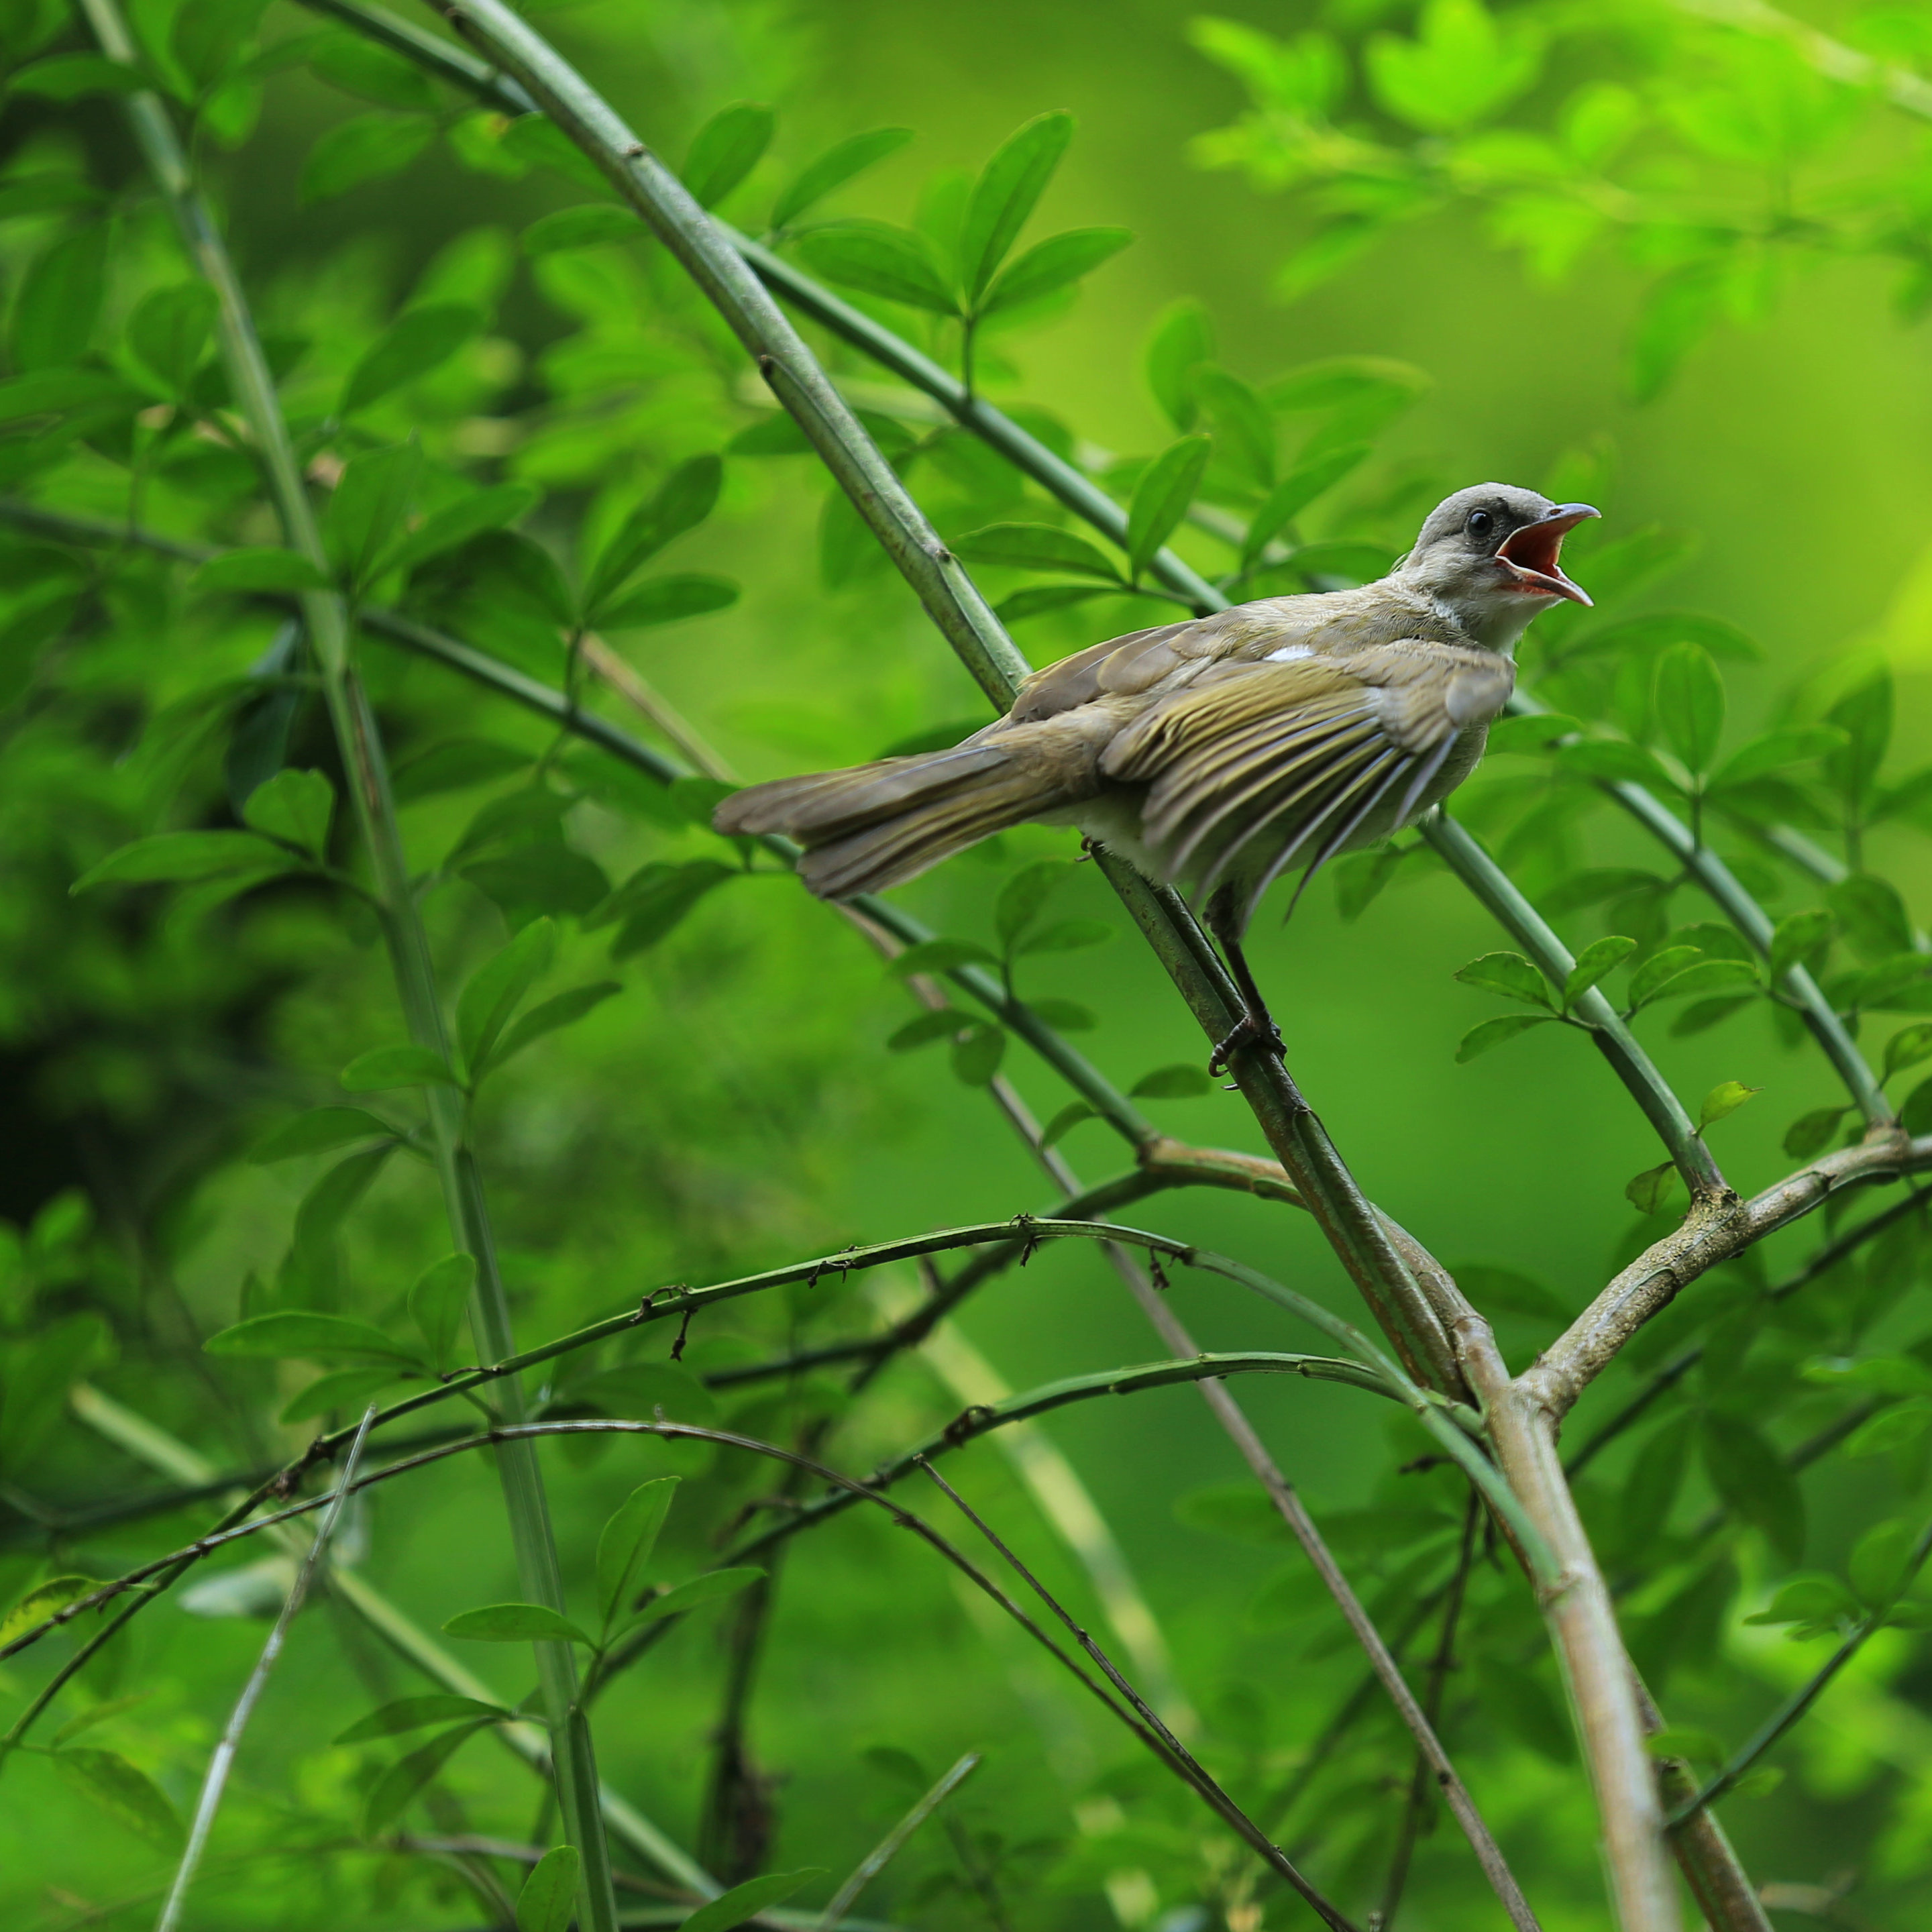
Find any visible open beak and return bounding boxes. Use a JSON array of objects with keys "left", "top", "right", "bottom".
[{"left": 1497, "top": 503, "right": 1599, "bottom": 606}]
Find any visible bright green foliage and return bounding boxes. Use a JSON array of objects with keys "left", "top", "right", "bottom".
[
  {"left": 3, "top": 0, "right": 1932, "bottom": 1925},
  {"left": 1191, "top": 0, "right": 1932, "bottom": 393}
]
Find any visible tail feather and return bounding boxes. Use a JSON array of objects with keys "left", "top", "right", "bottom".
[{"left": 714, "top": 745, "right": 1062, "bottom": 898}]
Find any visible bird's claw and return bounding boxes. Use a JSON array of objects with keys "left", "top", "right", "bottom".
[{"left": 1208, "top": 1012, "right": 1285, "bottom": 1077}]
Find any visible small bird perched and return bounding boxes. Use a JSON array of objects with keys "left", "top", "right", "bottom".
[{"left": 716, "top": 483, "right": 1596, "bottom": 1058}]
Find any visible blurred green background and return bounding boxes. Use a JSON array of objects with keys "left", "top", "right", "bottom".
[{"left": 5, "top": 0, "right": 1932, "bottom": 1925}]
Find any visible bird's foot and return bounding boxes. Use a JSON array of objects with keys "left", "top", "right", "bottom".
[{"left": 1208, "top": 1011, "right": 1285, "bottom": 1078}]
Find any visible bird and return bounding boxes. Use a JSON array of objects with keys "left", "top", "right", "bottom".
[{"left": 715, "top": 482, "right": 1597, "bottom": 1065}]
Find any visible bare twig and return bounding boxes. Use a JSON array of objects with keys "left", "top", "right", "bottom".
[
  {"left": 816, "top": 1754, "right": 981, "bottom": 1932},
  {"left": 154, "top": 1409, "right": 378, "bottom": 1932}
]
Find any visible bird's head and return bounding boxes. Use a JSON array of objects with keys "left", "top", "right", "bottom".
[{"left": 1395, "top": 484, "right": 1599, "bottom": 651}]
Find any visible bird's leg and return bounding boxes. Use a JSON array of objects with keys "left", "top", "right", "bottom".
[{"left": 1204, "top": 885, "right": 1285, "bottom": 1076}]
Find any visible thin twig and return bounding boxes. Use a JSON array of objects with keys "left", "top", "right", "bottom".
[
  {"left": 912, "top": 1458, "right": 1359, "bottom": 1932},
  {"left": 1377, "top": 1495, "right": 1479, "bottom": 1929},
  {"left": 1668, "top": 1505, "right": 1932, "bottom": 1826},
  {"left": 154, "top": 1408, "right": 378, "bottom": 1932},
  {"left": 815, "top": 1752, "right": 980, "bottom": 1931}
]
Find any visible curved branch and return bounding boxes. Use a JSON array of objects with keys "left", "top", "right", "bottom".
[{"left": 1529, "top": 1130, "right": 1932, "bottom": 1417}]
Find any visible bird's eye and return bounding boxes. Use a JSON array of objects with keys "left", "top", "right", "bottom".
[{"left": 1466, "top": 509, "right": 1494, "bottom": 539}]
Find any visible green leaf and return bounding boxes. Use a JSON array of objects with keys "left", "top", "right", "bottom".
[
  {"left": 278, "top": 1365, "right": 406, "bottom": 1425},
  {"left": 1709, "top": 727, "right": 1844, "bottom": 793},
  {"left": 71, "top": 830, "right": 294, "bottom": 893},
  {"left": 7, "top": 52, "right": 146, "bottom": 100},
  {"left": 1829, "top": 874, "right": 1914, "bottom": 964},
  {"left": 584, "top": 457, "right": 724, "bottom": 616},
  {"left": 1240, "top": 445, "right": 1371, "bottom": 570},
  {"left": 54, "top": 1748, "right": 180, "bottom": 1849},
  {"left": 595, "top": 573, "right": 739, "bottom": 631},
  {"left": 457, "top": 917, "right": 557, "bottom": 1075},
  {"left": 386, "top": 482, "right": 541, "bottom": 578},
  {"left": 193, "top": 546, "right": 331, "bottom": 594},
  {"left": 1485, "top": 712, "right": 1582, "bottom": 757},
  {"left": 680, "top": 1870, "right": 825, "bottom": 1932},
  {"left": 13, "top": 226, "right": 108, "bottom": 372},
  {"left": 1026, "top": 998, "right": 1095, "bottom": 1030},
  {"left": 951, "top": 521, "right": 1121, "bottom": 582},
  {"left": 1703, "top": 1413, "right": 1804, "bottom": 1564},
  {"left": 1454, "top": 950, "right": 1552, "bottom": 1009},
  {"left": 205, "top": 1310, "right": 421, "bottom": 1364},
  {"left": 1144, "top": 299, "right": 1214, "bottom": 431},
  {"left": 887, "top": 1008, "right": 968, "bottom": 1051},
  {"left": 1851, "top": 1519, "right": 1917, "bottom": 1609},
  {"left": 951, "top": 1023, "right": 1006, "bottom": 1086},
  {"left": 1191, "top": 364, "right": 1275, "bottom": 490},
  {"left": 1557, "top": 739, "right": 1682, "bottom": 792},
  {"left": 680, "top": 101, "right": 774, "bottom": 210},
  {"left": 500, "top": 115, "right": 609, "bottom": 191},
  {"left": 794, "top": 221, "right": 957, "bottom": 315},
  {"left": 1768, "top": 909, "right": 1834, "bottom": 981},
  {"left": 393, "top": 739, "right": 534, "bottom": 804},
  {"left": 631, "top": 1567, "right": 766, "bottom": 1628},
  {"left": 995, "top": 859, "right": 1071, "bottom": 951},
  {"left": 771, "top": 127, "right": 912, "bottom": 230},
  {"left": 1844, "top": 1400, "right": 1932, "bottom": 1459},
  {"left": 326, "top": 442, "right": 423, "bottom": 589},
  {"left": 127, "top": 282, "right": 217, "bottom": 396},
  {"left": 0, "top": 1574, "right": 100, "bottom": 1647},
  {"left": 1624, "top": 1162, "right": 1680, "bottom": 1215},
  {"left": 1456, "top": 1263, "right": 1568, "bottom": 1322},
  {"left": 887, "top": 938, "right": 1000, "bottom": 977},
  {"left": 1642, "top": 959, "right": 1760, "bottom": 1004},
  {"left": 1826, "top": 673, "right": 1892, "bottom": 812},
  {"left": 409, "top": 1253, "right": 476, "bottom": 1373},
  {"left": 1130, "top": 1064, "right": 1214, "bottom": 1098},
  {"left": 1742, "top": 1573, "right": 1858, "bottom": 1630},
  {"left": 242, "top": 767, "right": 333, "bottom": 857},
  {"left": 995, "top": 584, "right": 1126, "bottom": 624},
  {"left": 443, "top": 1602, "right": 594, "bottom": 1647},
  {"left": 1040, "top": 1102, "right": 1095, "bottom": 1147},
  {"left": 959, "top": 111, "right": 1073, "bottom": 302},
  {"left": 334, "top": 1695, "right": 508, "bottom": 1746},
  {"left": 981, "top": 225, "right": 1131, "bottom": 316},
  {"left": 1884, "top": 1022, "right": 1932, "bottom": 1084},
  {"left": 1365, "top": 0, "right": 1543, "bottom": 134},
  {"left": 517, "top": 1845, "right": 582, "bottom": 1932},
  {"left": 596, "top": 1477, "right": 680, "bottom": 1628},
  {"left": 1646, "top": 1727, "right": 1725, "bottom": 1765},
  {"left": 593, "top": 861, "right": 737, "bottom": 957},
  {"left": 305, "top": 32, "right": 438, "bottom": 111},
  {"left": 490, "top": 983, "right": 622, "bottom": 1071},
  {"left": 521, "top": 203, "right": 639, "bottom": 255},
  {"left": 341, "top": 1044, "right": 461, "bottom": 1091},
  {"left": 362, "top": 1721, "right": 491, "bottom": 1836},
  {"left": 251, "top": 1108, "right": 394, "bottom": 1164},
  {"left": 1125, "top": 435, "right": 1212, "bottom": 581},
  {"left": 300, "top": 112, "right": 433, "bottom": 204},
  {"left": 1014, "top": 917, "right": 1113, "bottom": 956},
  {"left": 0, "top": 368, "right": 142, "bottom": 424},
  {"left": 1782, "top": 1105, "right": 1850, "bottom": 1161},
  {"left": 1456, "top": 1014, "right": 1554, "bottom": 1062},
  {"left": 1626, "top": 945, "right": 1705, "bottom": 1008},
  {"left": 341, "top": 303, "right": 484, "bottom": 416},
  {"left": 1697, "top": 1080, "right": 1760, "bottom": 1132},
  {"left": 1561, "top": 936, "right": 1635, "bottom": 1010}
]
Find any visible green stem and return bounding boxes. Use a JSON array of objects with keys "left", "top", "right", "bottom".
[
  {"left": 1506, "top": 693, "right": 1888, "bottom": 1124},
  {"left": 71, "top": 14, "right": 617, "bottom": 1924},
  {"left": 1667, "top": 1504, "right": 1932, "bottom": 1827},
  {"left": 1421, "top": 810, "right": 1725, "bottom": 1199}
]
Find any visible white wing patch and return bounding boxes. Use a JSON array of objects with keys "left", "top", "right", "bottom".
[{"left": 1263, "top": 644, "right": 1314, "bottom": 663}]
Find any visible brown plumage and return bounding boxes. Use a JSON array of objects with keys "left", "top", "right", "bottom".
[{"left": 716, "top": 484, "right": 1597, "bottom": 935}]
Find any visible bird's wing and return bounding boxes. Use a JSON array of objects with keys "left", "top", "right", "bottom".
[
  {"left": 1002, "top": 608, "right": 1279, "bottom": 726},
  {"left": 1097, "top": 642, "right": 1513, "bottom": 914}
]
